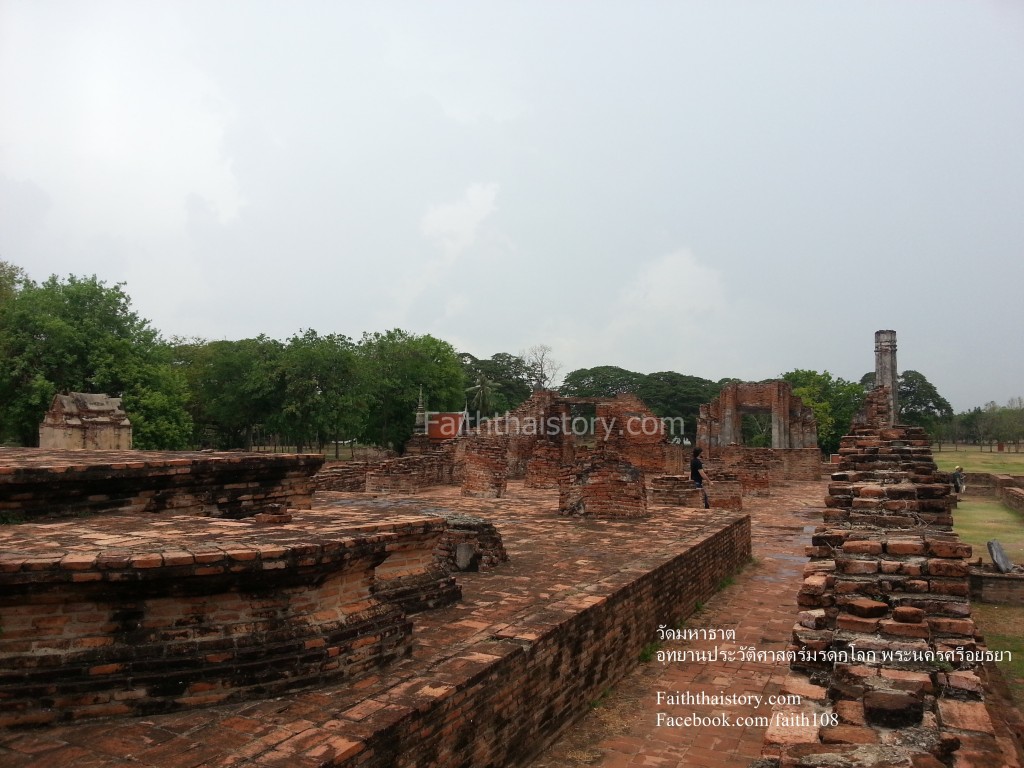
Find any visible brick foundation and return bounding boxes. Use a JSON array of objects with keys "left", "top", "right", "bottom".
[
  {"left": 764, "top": 418, "right": 999, "bottom": 767},
  {"left": 0, "top": 448, "right": 323, "bottom": 521},
  {"left": 0, "top": 521, "right": 428, "bottom": 725},
  {"left": 559, "top": 450, "right": 648, "bottom": 518},
  {"left": 649, "top": 475, "right": 743, "bottom": 511},
  {"left": 705, "top": 447, "right": 821, "bottom": 497},
  {"left": 322, "top": 512, "right": 752, "bottom": 768},
  {"left": 433, "top": 513, "right": 509, "bottom": 573}
]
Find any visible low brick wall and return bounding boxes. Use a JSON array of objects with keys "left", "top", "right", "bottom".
[
  {"left": 559, "top": 452, "right": 648, "bottom": 518},
  {"left": 0, "top": 448, "right": 323, "bottom": 520},
  {"left": 328, "top": 513, "right": 752, "bottom": 768},
  {"left": 994, "top": 475, "right": 1024, "bottom": 514},
  {"left": 649, "top": 475, "right": 743, "bottom": 511},
  {"left": 705, "top": 447, "right": 822, "bottom": 497},
  {"left": 970, "top": 568, "right": 1024, "bottom": 605},
  {"left": 313, "top": 461, "right": 372, "bottom": 492},
  {"left": 365, "top": 453, "right": 451, "bottom": 494},
  {"left": 0, "top": 516, "right": 465, "bottom": 726}
]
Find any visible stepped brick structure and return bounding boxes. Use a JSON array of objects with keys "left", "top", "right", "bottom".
[
  {"left": 765, "top": 377, "right": 998, "bottom": 766},
  {"left": 0, "top": 448, "right": 322, "bottom": 521}
]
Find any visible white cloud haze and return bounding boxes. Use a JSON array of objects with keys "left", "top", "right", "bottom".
[{"left": 2, "top": 1, "right": 1023, "bottom": 411}]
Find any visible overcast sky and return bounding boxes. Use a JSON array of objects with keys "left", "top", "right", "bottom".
[{"left": 2, "top": 1, "right": 1022, "bottom": 412}]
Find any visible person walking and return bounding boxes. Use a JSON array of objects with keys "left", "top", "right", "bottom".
[
  {"left": 952, "top": 466, "right": 966, "bottom": 500},
  {"left": 691, "top": 447, "right": 712, "bottom": 509}
]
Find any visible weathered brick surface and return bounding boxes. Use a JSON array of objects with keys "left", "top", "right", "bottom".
[
  {"left": 0, "top": 448, "right": 322, "bottom": 520},
  {"left": 461, "top": 436, "right": 509, "bottom": 498},
  {"left": 650, "top": 475, "right": 744, "bottom": 510},
  {"left": 0, "top": 483, "right": 752, "bottom": 767},
  {"left": 697, "top": 380, "right": 818, "bottom": 450},
  {"left": 432, "top": 512, "right": 509, "bottom": 573},
  {"left": 768, "top": 415, "right": 998, "bottom": 768},
  {"left": 365, "top": 453, "right": 451, "bottom": 494},
  {"left": 558, "top": 449, "right": 648, "bottom": 518},
  {"left": 0, "top": 520, "right": 427, "bottom": 723}
]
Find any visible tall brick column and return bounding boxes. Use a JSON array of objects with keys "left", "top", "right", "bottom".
[{"left": 874, "top": 330, "right": 898, "bottom": 425}]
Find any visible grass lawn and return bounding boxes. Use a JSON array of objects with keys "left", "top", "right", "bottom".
[
  {"left": 953, "top": 493, "right": 1024, "bottom": 709},
  {"left": 933, "top": 444, "right": 1024, "bottom": 475},
  {"left": 971, "top": 603, "right": 1024, "bottom": 709},
  {"left": 954, "top": 498, "right": 1024, "bottom": 566}
]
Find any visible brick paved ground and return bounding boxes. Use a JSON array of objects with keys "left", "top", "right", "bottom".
[
  {"left": 530, "top": 480, "right": 826, "bottom": 768},
  {"left": 0, "top": 483, "right": 747, "bottom": 767},
  {"left": 4, "top": 479, "right": 1022, "bottom": 767},
  {"left": 531, "top": 481, "right": 1024, "bottom": 768}
]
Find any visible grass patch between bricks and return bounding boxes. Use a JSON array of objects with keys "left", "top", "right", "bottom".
[
  {"left": 971, "top": 603, "right": 1024, "bottom": 710},
  {"left": 953, "top": 498, "right": 1024, "bottom": 566}
]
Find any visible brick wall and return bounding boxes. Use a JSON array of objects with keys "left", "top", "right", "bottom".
[
  {"left": 314, "top": 461, "right": 373, "bottom": 492},
  {"left": 970, "top": 570, "right": 1024, "bottom": 605},
  {"left": 703, "top": 447, "right": 820, "bottom": 496},
  {"left": 325, "top": 513, "right": 752, "bottom": 768},
  {"left": 993, "top": 475, "right": 1024, "bottom": 514},
  {"left": 0, "top": 449, "right": 323, "bottom": 521},
  {"left": 763, "top": 421, "right": 1000, "bottom": 767},
  {"left": 0, "top": 528, "right": 423, "bottom": 725},
  {"left": 649, "top": 475, "right": 742, "bottom": 511},
  {"left": 461, "top": 436, "right": 509, "bottom": 498},
  {"left": 558, "top": 450, "right": 648, "bottom": 518},
  {"left": 365, "top": 453, "right": 450, "bottom": 494}
]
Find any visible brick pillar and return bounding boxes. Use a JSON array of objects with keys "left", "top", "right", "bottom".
[
  {"left": 771, "top": 381, "right": 791, "bottom": 449},
  {"left": 874, "top": 330, "right": 898, "bottom": 425}
]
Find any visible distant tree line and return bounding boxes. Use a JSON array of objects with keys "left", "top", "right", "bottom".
[
  {"left": 5, "top": 261, "right": 1001, "bottom": 456},
  {"left": 935, "top": 400, "right": 1024, "bottom": 452}
]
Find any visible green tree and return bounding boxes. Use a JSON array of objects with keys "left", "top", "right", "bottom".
[
  {"left": 173, "top": 336, "right": 285, "bottom": 449},
  {"left": 782, "top": 369, "right": 865, "bottom": 455},
  {"left": 897, "top": 370, "right": 953, "bottom": 432},
  {"left": 635, "top": 371, "right": 721, "bottom": 443},
  {"left": 559, "top": 366, "right": 646, "bottom": 397},
  {"left": 0, "top": 260, "right": 29, "bottom": 308},
  {"left": 861, "top": 369, "right": 953, "bottom": 436},
  {"left": 272, "top": 330, "right": 365, "bottom": 454},
  {"left": 0, "top": 271, "right": 192, "bottom": 447},
  {"left": 460, "top": 351, "right": 537, "bottom": 420},
  {"left": 559, "top": 367, "right": 719, "bottom": 443},
  {"left": 358, "top": 329, "right": 465, "bottom": 452}
]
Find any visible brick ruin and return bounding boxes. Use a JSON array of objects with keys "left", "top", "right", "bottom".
[
  {"left": 697, "top": 380, "right": 818, "bottom": 450},
  {"left": 13, "top": 331, "right": 1011, "bottom": 767},
  {"left": 559, "top": 447, "right": 649, "bottom": 518},
  {"left": 38, "top": 393, "right": 133, "bottom": 450},
  {"left": 763, "top": 377, "right": 1003, "bottom": 766},
  {"left": 0, "top": 448, "right": 323, "bottom": 521},
  {"left": 0, "top": 435, "right": 755, "bottom": 766},
  {"left": 316, "top": 387, "right": 822, "bottom": 516},
  {"left": 0, "top": 452, "right": 471, "bottom": 727}
]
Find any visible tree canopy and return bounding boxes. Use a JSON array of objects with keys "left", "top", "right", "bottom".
[
  {"left": 781, "top": 369, "right": 865, "bottom": 455},
  {"left": 860, "top": 369, "right": 953, "bottom": 434},
  {"left": 0, "top": 268, "right": 192, "bottom": 448},
  {"left": 1, "top": 259, "right": 987, "bottom": 456},
  {"left": 560, "top": 365, "right": 719, "bottom": 442}
]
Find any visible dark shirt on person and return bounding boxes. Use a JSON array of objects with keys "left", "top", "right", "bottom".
[{"left": 690, "top": 457, "right": 704, "bottom": 486}]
